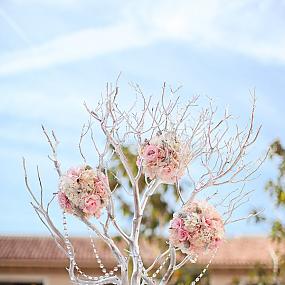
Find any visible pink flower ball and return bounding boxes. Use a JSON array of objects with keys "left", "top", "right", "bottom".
[
  {"left": 169, "top": 200, "right": 224, "bottom": 255},
  {"left": 138, "top": 132, "right": 191, "bottom": 184},
  {"left": 59, "top": 165, "right": 109, "bottom": 219}
]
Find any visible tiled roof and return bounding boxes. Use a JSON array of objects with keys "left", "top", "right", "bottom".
[
  {"left": 198, "top": 236, "right": 277, "bottom": 267},
  {"left": 0, "top": 236, "right": 278, "bottom": 269}
]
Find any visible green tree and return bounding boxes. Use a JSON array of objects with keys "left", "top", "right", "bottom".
[
  {"left": 250, "top": 139, "right": 285, "bottom": 284},
  {"left": 266, "top": 140, "right": 285, "bottom": 243}
]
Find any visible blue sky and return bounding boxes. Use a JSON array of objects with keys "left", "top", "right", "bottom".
[{"left": 0, "top": 0, "right": 285, "bottom": 237}]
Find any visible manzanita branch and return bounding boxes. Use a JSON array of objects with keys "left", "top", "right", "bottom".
[{"left": 23, "top": 82, "right": 264, "bottom": 285}]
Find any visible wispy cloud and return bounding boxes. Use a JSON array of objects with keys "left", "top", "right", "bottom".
[
  {"left": 141, "top": 0, "right": 285, "bottom": 63},
  {"left": 9, "top": 0, "right": 81, "bottom": 7},
  {"left": 0, "top": 22, "right": 152, "bottom": 76},
  {"left": 0, "top": 0, "right": 285, "bottom": 76}
]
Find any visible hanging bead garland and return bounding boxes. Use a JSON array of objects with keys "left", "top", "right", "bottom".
[
  {"left": 88, "top": 226, "right": 120, "bottom": 277},
  {"left": 62, "top": 211, "right": 119, "bottom": 283},
  {"left": 62, "top": 211, "right": 217, "bottom": 285},
  {"left": 190, "top": 248, "right": 218, "bottom": 285},
  {"left": 150, "top": 254, "right": 170, "bottom": 279}
]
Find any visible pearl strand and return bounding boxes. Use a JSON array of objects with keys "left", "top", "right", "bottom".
[
  {"left": 143, "top": 252, "right": 171, "bottom": 284},
  {"left": 62, "top": 211, "right": 118, "bottom": 283},
  {"left": 88, "top": 226, "right": 120, "bottom": 277},
  {"left": 190, "top": 249, "right": 217, "bottom": 285},
  {"left": 62, "top": 211, "right": 217, "bottom": 285},
  {"left": 150, "top": 253, "right": 170, "bottom": 279}
]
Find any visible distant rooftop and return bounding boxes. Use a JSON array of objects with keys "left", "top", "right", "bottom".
[{"left": 0, "top": 236, "right": 277, "bottom": 269}]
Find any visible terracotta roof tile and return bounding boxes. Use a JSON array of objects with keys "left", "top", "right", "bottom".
[
  {"left": 198, "top": 236, "right": 279, "bottom": 267},
  {"left": 0, "top": 236, "right": 280, "bottom": 268}
]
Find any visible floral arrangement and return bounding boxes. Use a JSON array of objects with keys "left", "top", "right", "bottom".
[
  {"left": 58, "top": 165, "right": 109, "bottom": 218},
  {"left": 169, "top": 200, "right": 224, "bottom": 255},
  {"left": 23, "top": 86, "right": 260, "bottom": 285},
  {"left": 137, "top": 131, "right": 191, "bottom": 184}
]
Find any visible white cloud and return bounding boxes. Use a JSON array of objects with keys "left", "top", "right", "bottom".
[
  {"left": 0, "top": 22, "right": 152, "bottom": 76},
  {"left": 0, "top": 0, "right": 285, "bottom": 76},
  {"left": 138, "top": 0, "right": 285, "bottom": 63}
]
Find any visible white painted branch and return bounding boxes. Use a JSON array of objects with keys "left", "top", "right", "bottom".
[{"left": 23, "top": 84, "right": 262, "bottom": 285}]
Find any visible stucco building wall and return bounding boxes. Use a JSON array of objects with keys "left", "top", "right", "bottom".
[{"left": 0, "top": 266, "right": 256, "bottom": 285}]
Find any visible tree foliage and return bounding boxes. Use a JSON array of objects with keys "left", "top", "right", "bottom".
[
  {"left": 266, "top": 140, "right": 285, "bottom": 242},
  {"left": 249, "top": 139, "right": 285, "bottom": 284}
]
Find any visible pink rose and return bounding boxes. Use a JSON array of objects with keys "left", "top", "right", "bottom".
[
  {"left": 143, "top": 145, "right": 159, "bottom": 162},
  {"left": 83, "top": 195, "right": 101, "bottom": 216},
  {"left": 177, "top": 228, "right": 189, "bottom": 241},
  {"left": 58, "top": 191, "right": 72, "bottom": 212},
  {"left": 67, "top": 166, "right": 83, "bottom": 179},
  {"left": 171, "top": 218, "right": 184, "bottom": 229}
]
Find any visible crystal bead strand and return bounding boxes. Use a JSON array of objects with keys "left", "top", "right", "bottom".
[
  {"left": 62, "top": 211, "right": 118, "bottom": 283},
  {"left": 148, "top": 252, "right": 198, "bottom": 281},
  {"left": 190, "top": 248, "right": 218, "bottom": 285},
  {"left": 150, "top": 253, "right": 171, "bottom": 279},
  {"left": 62, "top": 212, "right": 93, "bottom": 280},
  {"left": 88, "top": 227, "right": 119, "bottom": 277}
]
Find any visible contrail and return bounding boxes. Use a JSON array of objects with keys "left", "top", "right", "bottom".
[{"left": 0, "top": 6, "right": 32, "bottom": 47}]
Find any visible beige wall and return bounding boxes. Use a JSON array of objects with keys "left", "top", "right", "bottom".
[
  {"left": 0, "top": 267, "right": 106, "bottom": 285},
  {"left": 209, "top": 267, "right": 274, "bottom": 285},
  {"left": 210, "top": 270, "right": 249, "bottom": 285},
  {"left": 0, "top": 268, "right": 71, "bottom": 285},
  {"left": 0, "top": 273, "right": 70, "bottom": 285},
  {"left": 0, "top": 267, "right": 263, "bottom": 285}
]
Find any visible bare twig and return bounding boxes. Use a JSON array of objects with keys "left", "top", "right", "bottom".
[{"left": 23, "top": 82, "right": 263, "bottom": 285}]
